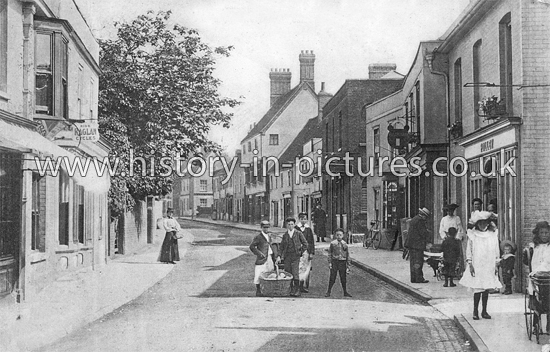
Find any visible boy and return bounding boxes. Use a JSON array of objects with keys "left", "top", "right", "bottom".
[
  {"left": 277, "top": 217, "right": 308, "bottom": 297},
  {"left": 296, "top": 212, "right": 315, "bottom": 293},
  {"left": 326, "top": 228, "right": 352, "bottom": 298},
  {"left": 500, "top": 240, "right": 516, "bottom": 295},
  {"left": 441, "top": 227, "right": 461, "bottom": 287},
  {"left": 249, "top": 220, "right": 275, "bottom": 297}
]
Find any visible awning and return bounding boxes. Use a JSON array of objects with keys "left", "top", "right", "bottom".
[{"left": 0, "top": 119, "right": 110, "bottom": 194}]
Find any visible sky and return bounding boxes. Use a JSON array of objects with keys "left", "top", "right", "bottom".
[{"left": 84, "top": 0, "right": 471, "bottom": 155}]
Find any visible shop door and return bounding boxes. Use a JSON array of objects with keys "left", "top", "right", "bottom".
[
  {"left": 0, "top": 153, "right": 21, "bottom": 295},
  {"left": 272, "top": 201, "right": 279, "bottom": 227}
]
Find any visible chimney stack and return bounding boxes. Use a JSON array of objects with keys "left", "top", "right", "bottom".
[
  {"left": 368, "top": 63, "right": 397, "bottom": 79},
  {"left": 317, "top": 82, "right": 333, "bottom": 121},
  {"left": 269, "top": 68, "right": 292, "bottom": 106},
  {"left": 299, "top": 50, "right": 315, "bottom": 90}
]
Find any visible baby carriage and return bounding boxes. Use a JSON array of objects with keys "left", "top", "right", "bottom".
[
  {"left": 424, "top": 245, "right": 444, "bottom": 281},
  {"left": 524, "top": 271, "right": 550, "bottom": 344}
]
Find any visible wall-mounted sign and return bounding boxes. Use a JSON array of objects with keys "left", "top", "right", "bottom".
[
  {"left": 387, "top": 124, "right": 410, "bottom": 150},
  {"left": 74, "top": 121, "right": 99, "bottom": 142}
]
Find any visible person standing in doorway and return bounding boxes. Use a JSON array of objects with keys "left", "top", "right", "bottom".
[
  {"left": 404, "top": 208, "right": 432, "bottom": 283},
  {"left": 312, "top": 204, "right": 327, "bottom": 242},
  {"left": 468, "top": 198, "right": 483, "bottom": 229},
  {"left": 249, "top": 220, "right": 276, "bottom": 297}
]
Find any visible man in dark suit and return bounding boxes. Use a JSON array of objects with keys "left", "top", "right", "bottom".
[
  {"left": 404, "top": 207, "right": 432, "bottom": 283},
  {"left": 249, "top": 220, "right": 276, "bottom": 297},
  {"left": 296, "top": 212, "right": 315, "bottom": 293},
  {"left": 277, "top": 217, "right": 308, "bottom": 297}
]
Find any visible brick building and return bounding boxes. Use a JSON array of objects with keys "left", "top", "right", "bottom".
[
  {"left": 322, "top": 68, "right": 403, "bottom": 236},
  {"left": 0, "top": 0, "right": 110, "bottom": 301}
]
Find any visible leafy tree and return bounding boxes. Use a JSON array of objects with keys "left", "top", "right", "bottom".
[{"left": 99, "top": 10, "right": 239, "bottom": 217}]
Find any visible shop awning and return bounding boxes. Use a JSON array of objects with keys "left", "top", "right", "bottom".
[{"left": 0, "top": 119, "right": 110, "bottom": 194}]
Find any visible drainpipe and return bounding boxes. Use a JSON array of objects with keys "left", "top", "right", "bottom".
[{"left": 425, "top": 49, "right": 451, "bottom": 205}]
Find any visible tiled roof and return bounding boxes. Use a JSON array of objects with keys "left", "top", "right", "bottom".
[{"left": 241, "top": 82, "right": 315, "bottom": 143}]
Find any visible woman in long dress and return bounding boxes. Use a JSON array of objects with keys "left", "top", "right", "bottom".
[
  {"left": 459, "top": 211, "right": 502, "bottom": 320},
  {"left": 158, "top": 208, "right": 181, "bottom": 264}
]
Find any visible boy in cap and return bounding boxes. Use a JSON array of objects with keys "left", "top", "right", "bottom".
[
  {"left": 500, "top": 240, "right": 516, "bottom": 295},
  {"left": 249, "top": 220, "right": 276, "bottom": 297},
  {"left": 277, "top": 217, "right": 308, "bottom": 297},
  {"left": 326, "top": 228, "right": 352, "bottom": 298}
]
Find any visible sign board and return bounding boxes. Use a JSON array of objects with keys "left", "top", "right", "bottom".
[
  {"left": 464, "top": 128, "right": 516, "bottom": 159},
  {"left": 74, "top": 121, "right": 99, "bottom": 142}
]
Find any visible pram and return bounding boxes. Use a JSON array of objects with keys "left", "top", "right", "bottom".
[
  {"left": 525, "top": 271, "right": 550, "bottom": 344},
  {"left": 424, "top": 248, "right": 444, "bottom": 281}
]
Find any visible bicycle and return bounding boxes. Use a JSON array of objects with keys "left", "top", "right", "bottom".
[{"left": 363, "top": 220, "right": 381, "bottom": 249}]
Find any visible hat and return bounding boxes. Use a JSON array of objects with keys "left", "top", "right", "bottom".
[
  {"left": 418, "top": 208, "right": 431, "bottom": 217},
  {"left": 443, "top": 203, "right": 459, "bottom": 210},
  {"left": 298, "top": 212, "right": 308, "bottom": 218},
  {"left": 260, "top": 220, "right": 270, "bottom": 227},
  {"left": 533, "top": 221, "right": 550, "bottom": 235},
  {"left": 469, "top": 210, "right": 493, "bottom": 224},
  {"left": 167, "top": 207, "right": 174, "bottom": 213},
  {"left": 500, "top": 239, "right": 517, "bottom": 253}
]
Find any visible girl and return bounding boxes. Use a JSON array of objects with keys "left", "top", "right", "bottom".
[{"left": 459, "top": 211, "right": 502, "bottom": 320}]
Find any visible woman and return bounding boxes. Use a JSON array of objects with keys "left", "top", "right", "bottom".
[
  {"left": 523, "top": 221, "right": 550, "bottom": 331},
  {"left": 158, "top": 208, "right": 181, "bottom": 264},
  {"left": 459, "top": 211, "right": 502, "bottom": 320}
]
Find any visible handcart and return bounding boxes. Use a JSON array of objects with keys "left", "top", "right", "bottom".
[{"left": 525, "top": 271, "right": 550, "bottom": 344}]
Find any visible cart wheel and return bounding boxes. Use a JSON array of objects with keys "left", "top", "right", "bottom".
[
  {"left": 372, "top": 232, "right": 381, "bottom": 250},
  {"left": 525, "top": 292, "right": 533, "bottom": 340}
]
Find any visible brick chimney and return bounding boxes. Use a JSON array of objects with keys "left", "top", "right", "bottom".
[
  {"left": 368, "top": 63, "right": 397, "bottom": 79},
  {"left": 269, "top": 68, "right": 291, "bottom": 106},
  {"left": 299, "top": 50, "right": 315, "bottom": 90},
  {"left": 317, "top": 82, "right": 332, "bottom": 121}
]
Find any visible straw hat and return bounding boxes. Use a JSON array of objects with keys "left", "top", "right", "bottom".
[
  {"left": 260, "top": 220, "right": 270, "bottom": 227},
  {"left": 500, "top": 239, "right": 517, "bottom": 253},
  {"left": 469, "top": 211, "right": 493, "bottom": 225},
  {"left": 443, "top": 203, "right": 459, "bottom": 210},
  {"left": 418, "top": 207, "right": 431, "bottom": 217}
]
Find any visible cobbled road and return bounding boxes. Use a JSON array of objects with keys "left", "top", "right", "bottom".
[{"left": 40, "top": 220, "right": 472, "bottom": 352}]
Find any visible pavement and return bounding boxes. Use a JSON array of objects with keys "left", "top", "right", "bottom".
[
  {"left": 0, "top": 229, "right": 190, "bottom": 352},
  {"left": 184, "top": 217, "right": 545, "bottom": 352}
]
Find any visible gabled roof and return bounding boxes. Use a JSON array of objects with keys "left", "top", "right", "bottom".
[
  {"left": 277, "top": 117, "right": 323, "bottom": 167},
  {"left": 241, "top": 82, "right": 317, "bottom": 143}
]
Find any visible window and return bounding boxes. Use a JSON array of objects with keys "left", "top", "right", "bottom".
[
  {"left": 254, "top": 139, "right": 258, "bottom": 150},
  {"left": 200, "top": 198, "right": 207, "bottom": 207},
  {"left": 0, "top": 153, "right": 21, "bottom": 258},
  {"left": 269, "top": 134, "right": 279, "bottom": 145},
  {"left": 31, "top": 173, "right": 46, "bottom": 251},
  {"left": 242, "top": 145, "right": 246, "bottom": 155},
  {"left": 454, "top": 58, "right": 462, "bottom": 123},
  {"left": 382, "top": 181, "right": 398, "bottom": 228},
  {"left": 473, "top": 40, "right": 482, "bottom": 129},
  {"left": 499, "top": 13, "right": 513, "bottom": 115},
  {"left": 35, "top": 20, "right": 69, "bottom": 118},
  {"left": 77, "top": 64, "right": 84, "bottom": 120},
  {"left": 248, "top": 141, "right": 251, "bottom": 152},
  {"left": 373, "top": 127, "right": 380, "bottom": 167},
  {"left": 288, "top": 171, "right": 291, "bottom": 187},
  {"left": 74, "top": 185, "right": 85, "bottom": 244},
  {"left": 338, "top": 111, "right": 343, "bottom": 149},
  {"left": 415, "top": 82, "right": 421, "bottom": 137},
  {"left": 200, "top": 179, "right": 207, "bottom": 192},
  {"left": 0, "top": 0, "right": 7, "bottom": 93},
  {"left": 59, "top": 171, "right": 70, "bottom": 245}
]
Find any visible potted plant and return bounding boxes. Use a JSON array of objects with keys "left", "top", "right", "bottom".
[
  {"left": 478, "top": 96, "right": 507, "bottom": 118},
  {"left": 448, "top": 121, "right": 463, "bottom": 139}
]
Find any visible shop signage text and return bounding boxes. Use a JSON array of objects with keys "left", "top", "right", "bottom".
[{"left": 480, "top": 139, "right": 495, "bottom": 153}]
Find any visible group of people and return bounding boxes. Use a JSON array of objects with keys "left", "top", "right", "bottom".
[{"left": 250, "top": 212, "right": 352, "bottom": 298}]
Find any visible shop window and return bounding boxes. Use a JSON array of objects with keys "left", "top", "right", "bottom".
[
  {"left": 0, "top": 0, "right": 6, "bottom": 93},
  {"left": 35, "top": 21, "right": 69, "bottom": 118},
  {"left": 383, "top": 181, "right": 398, "bottom": 228},
  {"left": 373, "top": 187, "right": 380, "bottom": 221},
  {"left": 499, "top": 13, "right": 513, "bottom": 115},
  {"left": 0, "top": 153, "right": 21, "bottom": 257},
  {"left": 269, "top": 134, "right": 279, "bottom": 145},
  {"left": 59, "top": 170, "right": 70, "bottom": 245},
  {"left": 31, "top": 173, "right": 46, "bottom": 252}
]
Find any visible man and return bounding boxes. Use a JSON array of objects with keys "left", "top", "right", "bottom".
[
  {"left": 404, "top": 207, "right": 431, "bottom": 283},
  {"left": 312, "top": 204, "right": 327, "bottom": 242},
  {"left": 296, "top": 212, "right": 315, "bottom": 292},
  {"left": 249, "top": 220, "right": 276, "bottom": 297},
  {"left": 277, "top": 217, "right": 308, "bottom": 297}
]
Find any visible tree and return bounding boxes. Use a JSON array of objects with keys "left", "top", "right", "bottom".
[{"left": 99, "top": 10, "right": 239, "bottom": 217}]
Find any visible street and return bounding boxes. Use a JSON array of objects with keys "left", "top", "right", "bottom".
[{"left": 40, "top": 220, "right": 472, "bottom": 352}]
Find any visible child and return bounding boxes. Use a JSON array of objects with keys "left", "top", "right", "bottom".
[
  {"left": 441, "top": 227, "right": 461, "bottom": 287},
  {"left": 500, "top": 240, "right": 516, "bottom": 295},
  {"left": 325, "top": 228, "right": 352, "bottom": 298}
]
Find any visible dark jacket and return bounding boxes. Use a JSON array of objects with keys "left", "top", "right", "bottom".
[
  {"left": 501, "top": 254, "right": 515, "bottom": 276},
  {"left": 442, "top": 237, "right": 461, "bottom": 263},
  {"left": 249, "top": 232, "right": 275, "bottom": 265},
  {"left": 295, "top": 225, "right": 315, "bottom": 255},
  {"left": 405, "top": 215, "right": 430, "bottom": 250},
  {"left": 279, "top": 230, "right": 308, "bottom": 260}
]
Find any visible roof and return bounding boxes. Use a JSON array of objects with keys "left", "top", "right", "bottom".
[
  {"left": 276, "top": 117, "right": 323, "bottom": 167},
  {"left": 241, "top": 82, "right": 316, "bottom": 143},
  {"left": 381, "top": 70, "right": 405, "bottom": 80}
]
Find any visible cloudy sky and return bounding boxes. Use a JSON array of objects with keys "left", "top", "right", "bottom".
[{"left": 85, "top": 0, "right": 471, "bottom": 154}]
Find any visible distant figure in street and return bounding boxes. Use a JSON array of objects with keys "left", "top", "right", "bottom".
[
  {"left": 249, "top": 220, "right": 276, "bottom": 297},
  {"left": 312, "top": 204, "right": 327, "bottom": 242},
  {"left": 277, "top": 217, "right": 308, "bottom": 297},
  {"left": 325, "top": 228, "right": 352, "bottom": 298},
  {"left": 158, "top": 208, "right": 181, "bottom": 264},
  {"left": 459, "top": 211, "right": 502, "bottom": 320},
  {"left": 296, "top": 212, "right": 315, "bottom": 293},
  {"left": 500, "top": 240, "right": 516, "bottom": 295},
  {"left": 441, "top": 227, "right": 461, "bottom": 288},
  {"left": 404, "top": 207, "right": 432, "bottom": 283}
]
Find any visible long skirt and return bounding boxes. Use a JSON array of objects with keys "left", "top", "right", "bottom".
[{"left": 159, "top": 231, "right": 180, "bottom": 262}]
